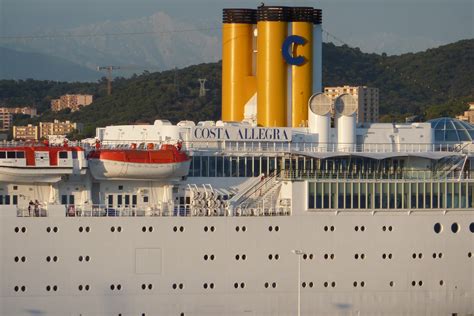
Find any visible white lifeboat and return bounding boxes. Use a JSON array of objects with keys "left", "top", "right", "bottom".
[
  {"left": 87, "top": 143, "right": 191, "bottom": 180},
  {"left": 0, "top": 143, "right": 87, "bottom": 183}
]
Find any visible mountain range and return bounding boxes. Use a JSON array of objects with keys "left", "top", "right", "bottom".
[{"left": 1, "top": 12, "right": 220, "bottom": 81}]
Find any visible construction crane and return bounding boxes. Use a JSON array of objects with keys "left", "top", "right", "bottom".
[{"left": 97, "top": 66, "right": 121, "bottom": 96}]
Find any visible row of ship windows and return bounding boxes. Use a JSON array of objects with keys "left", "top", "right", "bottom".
[
  {"left": 11, "top": 279, "right": 451, "bottom": 293},
  {"left": 13, "top": 252, "right": 473, "bottom": 263},
  {"left": 16, "top": 223, "right": 474, "bottom": 234},
  {"left": 308, "top": 181, "right": 474, "bottom": 209}
]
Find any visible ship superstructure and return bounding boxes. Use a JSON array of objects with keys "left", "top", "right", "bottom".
[{"left": 1, "top": 5, "right": 473, "bottom": 316}]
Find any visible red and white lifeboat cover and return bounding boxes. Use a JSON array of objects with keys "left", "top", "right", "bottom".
[
  {"left": 87, "top": 143, "right": 191, "bottom": 180},
  {"left": 0, "top": 144, "right": 85, "bottom": 183}
]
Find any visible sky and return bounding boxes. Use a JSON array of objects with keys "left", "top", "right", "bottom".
[{"left": 0, "top": 0, "right": 473, "bottom": 54}]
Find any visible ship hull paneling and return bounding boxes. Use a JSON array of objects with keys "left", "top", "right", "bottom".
[
  {"left": 1, "top": 207, "right": 473, "bottom": 315},
  {"left": 0, "top": 167, "right": 74, "bottom": 183}
]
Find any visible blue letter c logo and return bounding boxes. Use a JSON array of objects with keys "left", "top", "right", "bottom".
[{"left": 282, "top": 35, "right": 307, "bottom": 66}]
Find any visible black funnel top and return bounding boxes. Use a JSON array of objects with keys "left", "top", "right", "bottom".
[
  {"left": 291, "top": 7, "right": 314, "bottom": 22},
  {"left": 223, "top": 9, "right": 257, "bottom": 24},
  {"left": 313, "top": 9, "right": 322, "bottom": 25},
  {"left": 257, "top": 6, "right": 291, "bottom": 22}
]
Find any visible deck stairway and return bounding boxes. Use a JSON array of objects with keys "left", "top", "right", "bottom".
[{"left": 228, "top": 172, "right": 286, "bottom": 216}]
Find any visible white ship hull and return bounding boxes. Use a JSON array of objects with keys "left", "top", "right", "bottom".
[{"left": 0, "top": 204, "right": 473, "bottom": 316}]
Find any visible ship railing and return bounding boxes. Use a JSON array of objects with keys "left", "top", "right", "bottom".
[
  {"left": 184, "top": 141, "right": 474, "bottom": 154},
  {"left": 17, "top": 206, "right": 48, "bottom": 217},
  {"left": 66, "top": 204, "right": 162, "bottom": 217},
  {"left": 279, "top": 170, "right": 474, "bottom": 181}
]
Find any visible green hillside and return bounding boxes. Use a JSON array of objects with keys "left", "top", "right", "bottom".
[{"left": 1, "top": 39, "right": 473, "bottom": 138}]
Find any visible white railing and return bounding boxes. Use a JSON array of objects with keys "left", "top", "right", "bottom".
[
  {"left": 279, "top": 170, "right": 474, "bottom": 181},
  {"left": 184, "top": 141, "right": 474, "bottom": 154}
]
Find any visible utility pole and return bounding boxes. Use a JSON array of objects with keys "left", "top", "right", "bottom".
[
  {"left": 97, "top": 66, "right": 121, "bottom": 95},
  {"left": 198, "top": 78, "right": 208, "bottom": 97}
]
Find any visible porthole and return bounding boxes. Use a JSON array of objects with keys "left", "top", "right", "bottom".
[
  {"left": 203, "top": 283, "right": 208, "bottom": 289},
  {"left": 451, "top": 223, "right": 459, "bottom": 233},
  {"left": 439, "top": 280, "right": 444, "bottom": 286},
  {"left": 411, "top": 281, "right": 416, "bottom": 287},
  {"left": 353, "top": 281, "right": 357, "bottom": 287},
  {"left": 179, "top": 283, "right": 183, "bottom": 289},
  {"left": 302, "top": 282, "right": 307, "bottom": 288},
  {"left": 78, "top": 285, "right": 83, "bottom": 291},
  {"left": 235, "top": 226, "right": 239, "bottom": 232},
  {"left": 110, "top": 284, "right": 115, "bottom": 290},
  {"left": 242, "top": 254, "right": 246, "bottom": 260},
  {"left": 361, "top": 281, "right": 365, "bottom": 287},
  {"left": 117, "top": 226, "right": 122, "bottom": 232},
  {"left": 264, "top": 282, "right": 269, "bottom": 288},
  {"left": 180, "top": 226, "right": 184, "bottom": 232},
  {"left": 308, "top": 282, "right": 313, "bottom": 287},
  {"left": 142, "top": 226, "right": 147, "bottom": 232},
  {"left": 53, "top": 227, "right": 58, "bottom": 233},
  {"left": 323, "top": 282, "right": 328, "bottom": 288},
  {"left": 331, "top": 282, "right": 336, "bottom": 288},
  {"left": 268, "top": 254, "right": 273, "bottom": 260},
  {"left": 86, "top": 226, "right": 90, "bottom": 232},
  {"left": 46, "top": 227, "right": 51, "bottom": 233},
  {"left": 79, "top": 227, "right": 83, "bottom": 232},
  {"left": 148, "top": 226, "right": 153, "bottom": 232},
  {"left": 272, "top": 282, "right": 277, "bottom": 288},
  {"left": 468, "top": 252, "right": 472, "bottom": 258},
  {"left": 268, "top": 226, "right": 273, "bottom": 232},
  {"left": 172, "top": 283, "right": 177, "bottom": 289},
  {"left": 15, "top": 227, "right": 27, "bottom": 233},
  {"left": 242, "top": 226, "right": 246, "bottom": 232},
  {"left": 361, "top": 226, "right": 365, "bottom": 231},
  {"left": 418, "top": 281, "right": 423, "bottom": 286},
  {"left": 234, "top": 282, "right": 238, "bottom": 289},
  {"left": 111, "top": 226, "right": 115, "bottom": 232},
  {"left": 355, "top": 226, "right": 359, "bottom": 232},
  {"left": 470, "top": 222, "right": 474, "bottom": 233},
  {"left": 434, "top": 223, "right": 442, "bottom": 233},
  {"left": 389, "top": 281, "right": 394, "bottom": 287},
  {"left": 117, "top": 284, "right": 122, "bottom": 290},
  {"left": 204, "top": 226, "right": 208, "bottom": 232}
]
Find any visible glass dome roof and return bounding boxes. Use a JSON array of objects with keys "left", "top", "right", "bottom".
[{"left": 429, "top": 117, "right": 474, "bottom": 143}]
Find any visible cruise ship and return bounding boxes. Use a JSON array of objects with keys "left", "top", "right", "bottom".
[{"left": 1, "top": 6, "right": 473, "bottom": 316}]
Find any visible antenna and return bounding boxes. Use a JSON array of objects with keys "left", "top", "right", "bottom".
[
  {"left": 198, "top": 78, "right": 208, "bottom": 97},
  {"left": 97, "top": 66, "right": 121, "bottom": 95}
]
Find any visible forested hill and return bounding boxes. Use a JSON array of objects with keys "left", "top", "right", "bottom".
[{"left": 1, "top": 39, "right": 473, "bottom": 137}]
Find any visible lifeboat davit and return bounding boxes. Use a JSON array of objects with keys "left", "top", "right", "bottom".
[
  {"left": 0, "top": 145, "right": 86, "bottom": 183},
  {"left": 87, "top": 144, "right": 191, "bottom": 180}
]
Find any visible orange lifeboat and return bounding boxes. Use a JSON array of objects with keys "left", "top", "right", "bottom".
[{"left": 87, "top": 144, "right": 191, "bottom": 180}]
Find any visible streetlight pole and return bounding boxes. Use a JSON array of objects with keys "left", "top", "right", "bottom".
[{"left": 291, "top": 249, "right": 306, "bottom": 316}]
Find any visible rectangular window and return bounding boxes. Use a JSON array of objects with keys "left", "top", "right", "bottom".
[
  {"left": 217, "top": 156, "right": 224, "bottom": 177},
  {"left": 7, "top": 152, "right": 15, "bottom": 159},
  {"left": 201, "top": 156, "right": 209, "bottom": 177},
  {"left": 59, "top": 151, "right": 68, "bottom": 159},
  {"left": 5, "top": 195, "right": 10, "bottom": 205},
  {"left": 193, "top": 156, "right": 201, "bottom": 177},
  {"left": 246, "top": 157, "right": 253, "bottom": 177},
  {"left": 0, "top": 195, "right": 3, "bottom": 205},
  {"left": 125, "top": 195, "right": 130, "bottom": 206},
  {"left": 0, "top": 152, "right": 5, "bottom": 159},
  {"left": 117, "top": 195, "right": 122, "bottom": 206},
  {"left": 16, "top": 151, "right": 25, "bottom": 159},
  {"left": 69, "top": 195, "right": 75, "bottom": 205},
  {"left": 61, "top": 195, "right": 68, "bottom": 205},
  {"left": 72, "top": 151, "right": 78, "bottom": 159},
  {"left": 12, "top": 195, "right": 18, "bottom": 205},
  {"left": 132, "top": 195, "right": 137, "bottom": 206},
  {"left": 231, "top": 157, "right": 238, "bottom": 177},
  {"left": 308, "top": 182, "right": 315, "bottom": 209},
  {"left": 224, "top": 157, "right": 231, "bottom": 177},
  {"left": 238, "top": 157, "right": 245, "bottom": 177},
  {"left": 209, "top": 156, "right": 216, "bottom": 177},
  {"left": 316, "top": 182, "right": 322, "bottom": 208},
  {"left": 107, "top": 195, "right": 113, "bottom": 206}
]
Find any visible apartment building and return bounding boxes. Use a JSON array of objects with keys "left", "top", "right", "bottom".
[
  {"left": 51, "top": 94, "right": 93, "bottom": 112},
  {"left": 324, "top": 85, "right": 379, "bottom": 123},
  {"left": 456, "top": 102, "right": 474, "bottom": 124},
  {"left": 0, "top": 109, "right": 13, "bottom": 132},
  {"left": 39, "top": 120, "right": 82, "bottom": 139},
  {"left": 13, "top": 124, "right": 39, "bottom": 141}
]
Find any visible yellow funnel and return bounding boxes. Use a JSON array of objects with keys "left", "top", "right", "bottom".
[
  {"left": 256, "top": 6, "right": 291, "bottom": 127},
  {"left": 222, "top": 9, "right": 257, "bottom": 122}
]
